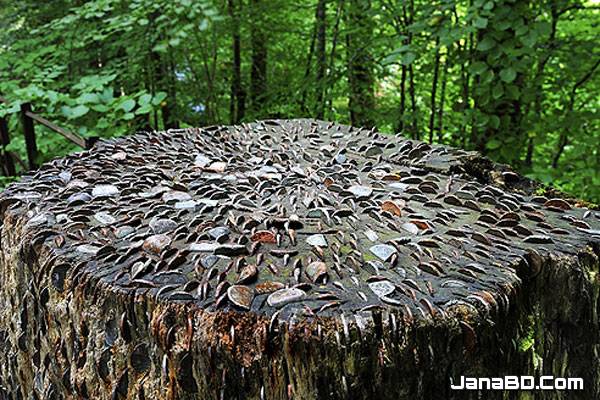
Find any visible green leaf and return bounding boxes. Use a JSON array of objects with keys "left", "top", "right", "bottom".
[
  {"left": 470, "top": 61, "right": 488, "bottom": 75},
  {"left": 401, "top": 52, "right": 416, "bottom": 66},
  {"left": 135, "top": 105, "right": 153, "bottom": 115},
  {"left": 152, "top": 92, "right": 167, "bottom": 105},
  {"left": 486, "top": 139, "right": 502, "bottom": 150},
  {"left": 473, "top": 17, "right": 488, "bottom": 29},
  {"left": 120, "top": 99, "right": 136, "bottom": 112},
  {"left": 152, "top": 43, "right": 168, "bottom": 53},
  {"left": 138, "top": 93, "right": 152, "bottom": 106},
  {"left": 91, "top": 104, "right": 109, "bottom": 113},
  {"left": 489, "top": 115, "right": 500, "bottom": 129},
  {"left": 477, "top": 37, "right": 495, "bottom": 51},
  {"left": 70, "top": 105, "right": 89, "bottom": 119},
  {"left": 492, "top": 82, "right": 504, "bottom": 99},
  {"left": 77, "top": 93, "right": 99, "bottom": 104},
  {"left": 499, "top": 67, "right": 516, "bottom": 83}
]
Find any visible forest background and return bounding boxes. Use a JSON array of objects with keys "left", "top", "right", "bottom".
[{"left": 0, "top": 0, "right": 598, "bottom": 201}]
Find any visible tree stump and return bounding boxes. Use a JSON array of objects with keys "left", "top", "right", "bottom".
[{"left": 0, "top": 119, "right": 598, "bottom": 400}]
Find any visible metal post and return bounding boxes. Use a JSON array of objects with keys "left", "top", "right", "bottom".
[
  {"left": 20, "top": 102, "right": 38, "bottom": 170},
  {"left": 0, "top": 116, "right": 16, "bottom": 176}
]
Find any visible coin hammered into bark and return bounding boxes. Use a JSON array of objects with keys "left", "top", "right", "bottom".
[
  {"left": 348, "top": 185, "right": 373, "bottom": 199},
  {"left": 369, "top": 244, "right": 397, "bottom": 262},
  {"left": 381, "top": 200, "right": 403, "bottom": 216},
  {"left": 306, "top": 261, "right": 328, "bottom": 283},
  {"left": 143, "top": 234, "right": 172, "bottom": 254},
  {"left": 267, "top": 288, "right": 306, "bottom": 308},
  {"left": 368, "top": 280, "right": 395, "bottom": 297},
  {"left": 92, "top": 184, "right": 119, "bottom": 198},
  {"left": 251, "top": 230, "right": 277, "bottom": 243},
  {"left": 306, "top": 234, "right": 328, "bottom": 247},
  {"left": 227, "top": 285, "right": 254, "bottom": 310}
]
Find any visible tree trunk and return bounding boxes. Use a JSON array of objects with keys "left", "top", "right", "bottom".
[
  {"left": 315, "top": 0, "right": 327, "bottom": 119},
  {"left": 151, "top": 49, "right": 178, "bottom": 130},
  {"left": 472, "top": 1, "right": 530, "bottom": 159},
  {"left": 406, "top": 0, "right": 418, "bottom": 139},
  {"left": 346, "top": 0, "right": 375, "bottom": 128},
  {"left": 525, "top": 3, "right": 560, "bottom": 167},
  {"left": 325, "top": 0, "right": 344, "bottom": 118},
  {"left": 552, "top": 58, "right": 600, "bottom": 168},
  {"left": 428, "top": 38, "right": 440, "bottom": 144},
  {"left": 299, "top": 13, "right": 317, "bottom": 114},
  {"left": 437, "top": 52, "right": 448, "bottom": 143},
  {"left": 228, "top": 0, "right": 246, "bottom": 124},
  {"left": 250, "top": 0, "right": 268, "bottom": 115},
  {"left": 1, "top": 120, "right": 599, "bottom": 400}
]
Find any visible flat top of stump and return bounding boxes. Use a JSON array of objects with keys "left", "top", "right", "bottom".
[{"left": 2, "top": 119, "right": 599, "bottom": 322}]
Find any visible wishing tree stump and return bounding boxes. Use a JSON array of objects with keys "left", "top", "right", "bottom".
[{"left": 0, "top": 119, "right": 599, "bottom": 400}]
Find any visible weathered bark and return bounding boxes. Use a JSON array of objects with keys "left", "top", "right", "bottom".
[
  {"left": 346, "top": 0, "right": 375, "bottom": 128},
  {"left": 0, "top": 120, "right": 599, "bottom": 400}
]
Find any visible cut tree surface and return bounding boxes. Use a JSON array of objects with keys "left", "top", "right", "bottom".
[{"left": 0, "top": 119, "right": 599, "bottom": 400}]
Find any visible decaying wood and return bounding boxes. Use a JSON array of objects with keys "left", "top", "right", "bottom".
[{"left": 0, "top": 119, "right": 598, "bottom": 399}]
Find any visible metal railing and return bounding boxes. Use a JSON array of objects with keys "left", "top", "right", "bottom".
[{"left": 0, "top": 95, "right": 99, "bottom": 175}]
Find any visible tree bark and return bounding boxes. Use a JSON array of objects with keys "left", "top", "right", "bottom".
[
  {"left": 2, "top": 120, "right": 599, "bottom": 400},
  {"left": 299, "top": 12, "right": 317, "bottom": 114},
  {"left": 250, "top": 0, "right": 268, "bottom": 115},
  {"left": 315, "top": 0, "right": 327, "bottom": 119},
  {"left": 325, "top": 0, "right": 344, "bottom": 118},
  {"left": 428, "top": 38, "right": 440, "bottom": 144},
  {"left": 406, "top": 0, "right": 418, "bottom": 139},
  {"left": 346, "top": 0, "right": 375, "bottom": 128},
  {"left": 437, "top": 52, "right": 448, "bottom": 143},
  {"left": 228, "top": 0, "right": 246, "bottom": 124}
]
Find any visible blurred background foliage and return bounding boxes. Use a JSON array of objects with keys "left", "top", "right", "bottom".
[{"left": 0, "top": 0, "right": 598, "bottom": 201}]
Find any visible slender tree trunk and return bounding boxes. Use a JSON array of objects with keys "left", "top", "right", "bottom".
[
  {"left": 228, "top": 0, "right": 245, "bottom": 124},
  {"left": 525, "top": 3, "right": 561, "bottom": 167},
  {"left": 428, "top": 38, "right": 440, "bottom": 144},
  {"left": 397, "top": 65, "right": 406, "bottom": 133},
  {"left": 388, "top": 0, "right": 407, "bottom": 134},
  {"left": 408, "top": 65, "right": 417, "bottom": 138},
  {"left": 250, "top": 0, "right": 267, "bottom": 115},
  {"left": 325, "top": 0, "right": 344, "bottom": 118},
  {"left": 346, "top": 0, "right": 375, "bottom": 128},
  {"left": 552, "top": 58, "right": 600, "bottom": 168},
  {"left": 151, "top": 50, "right": 178, "bottom": 130},
  {"left": 300, "top": 15, "right": 317, "bottom": 114},
  {"left": 405, "top": 0, "right": 418, "bottom": 138},
  {"left": 315, "top": 0, "right": 327, "bottom": 119},
  {"left": 437, "top": 52, "right": 448, "bottom": 143},
  {"left": 472, "top": 1, "right": 531, "bottom": 157}
]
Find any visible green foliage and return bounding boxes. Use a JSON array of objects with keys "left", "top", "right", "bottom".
[{"left": 0, "top": 0, "right": 598, "bottom": 202}]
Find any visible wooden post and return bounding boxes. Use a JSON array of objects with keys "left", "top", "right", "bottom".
[
  {"left": 0, "top": 116, "right": 16, "bottom": 176},
  {"left": 20, "top": 103, "right": 38, "bottom": 170}
]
